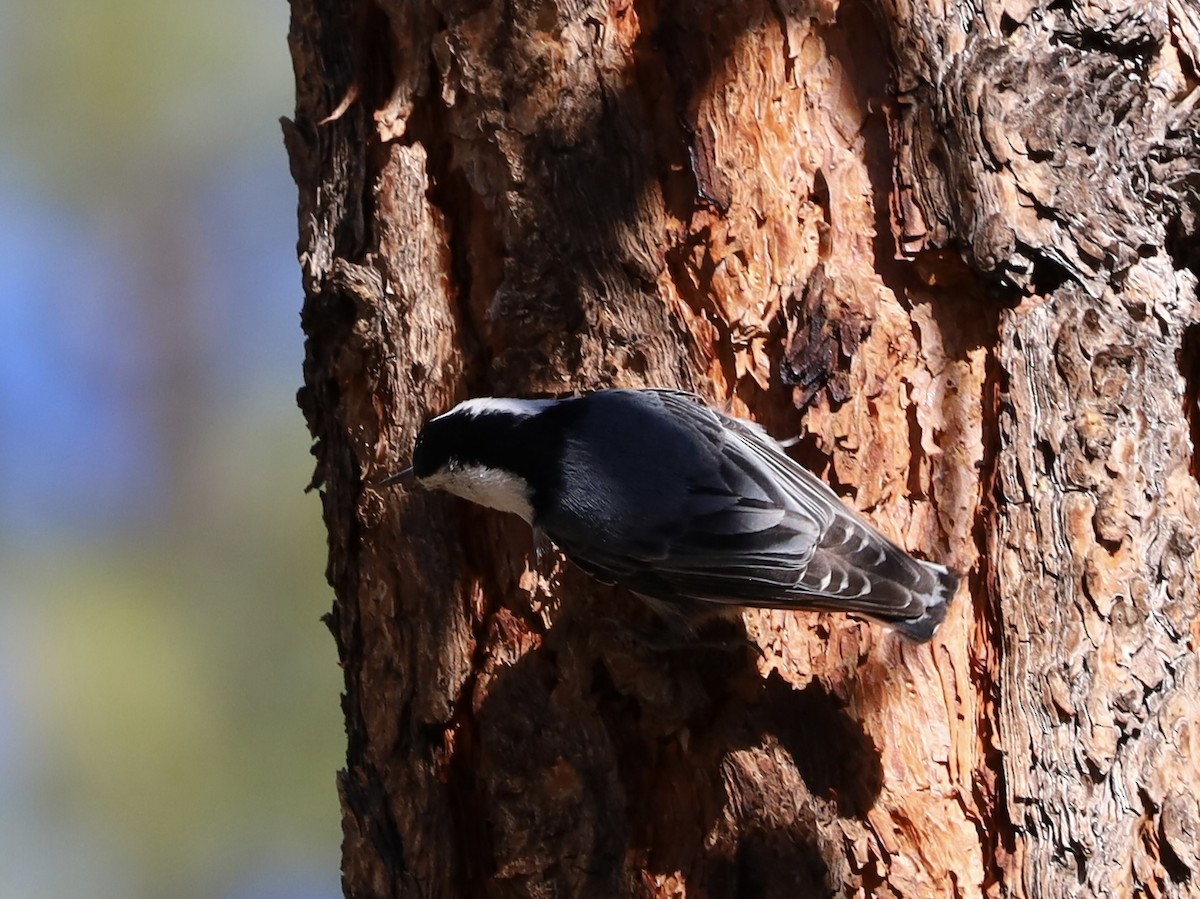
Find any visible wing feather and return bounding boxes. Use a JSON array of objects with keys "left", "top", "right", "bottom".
[{"left": 547, "top": 389, "right": 955, "bottom": 636}]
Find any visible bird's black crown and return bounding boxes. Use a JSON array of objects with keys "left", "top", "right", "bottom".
[{"left": 411, "top": 402, "right": 561, "bottom": 483}]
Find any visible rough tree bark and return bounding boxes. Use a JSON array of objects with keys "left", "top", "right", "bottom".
[{"left": 285, "top": 0, "right": 1200, "bottom": 896}]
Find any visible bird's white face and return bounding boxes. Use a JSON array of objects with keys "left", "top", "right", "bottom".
[{"left": 420, "top": 463, "right": 535, "bottom": 523}]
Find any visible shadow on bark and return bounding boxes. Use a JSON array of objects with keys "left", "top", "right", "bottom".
[{"left": 468, "top": 591, "right": 882, "bottom": 896}]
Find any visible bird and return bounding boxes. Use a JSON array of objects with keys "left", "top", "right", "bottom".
[{"left": 384, "top": 388, "right": 958, "bottom": 641}]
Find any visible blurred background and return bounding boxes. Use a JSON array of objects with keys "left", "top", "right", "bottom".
[{"left": 0, "top": 1, "right": 342, "bottom": 897}]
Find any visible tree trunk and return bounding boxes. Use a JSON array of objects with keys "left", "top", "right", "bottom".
[{"left": 285, "top": 0, "right": 1200, "bottom": 896}]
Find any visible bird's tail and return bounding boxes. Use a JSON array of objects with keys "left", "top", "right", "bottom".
[
  {"left": 886, "top": 561, "right": 959, "bottom": 641},
  {"left": 801, "top": 512, "right": 961, "bottom": 642}
]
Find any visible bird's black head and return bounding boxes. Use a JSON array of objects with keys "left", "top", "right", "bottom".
[
  {"left": 405, "top": 397, "right": 563, "bottom": 520},
  {"left": 412, "top": 397, "right": 554, "bottom": 478},
  {"left": 409, "top": 417, "right": 450, "bottom": 480},
  {"left": 409, "top": 411, "right": 477, "bottom": 480}
]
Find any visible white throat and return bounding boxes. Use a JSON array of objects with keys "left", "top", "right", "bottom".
[{"left": 421, "top": 465, "right": 534, "bottom": 523}]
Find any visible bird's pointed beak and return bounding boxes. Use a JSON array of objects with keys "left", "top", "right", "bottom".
[{"left": 379, "top": 467, "right": 415, "bottom": 487}]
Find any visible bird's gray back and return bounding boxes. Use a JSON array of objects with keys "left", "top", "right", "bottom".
[
  {"left": 536, "top": 391, "right": 726, "bottom": 553},
  {"left": 527, "top": 389, "right": 955, "bottom": 639},
  {"left": 536, "top": 390, "right": 827, "bottom": 565}
]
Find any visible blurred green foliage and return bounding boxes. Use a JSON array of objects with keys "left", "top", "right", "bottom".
[
  {"left": 6, "top": 0, "right": 287, "bottom": 191},
  {"left": 0, "top": 1, "right": 344, "bottom": 897}
]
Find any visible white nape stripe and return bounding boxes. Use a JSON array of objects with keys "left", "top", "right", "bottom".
[
  {"left": 421, "top": 464, "right": 535, "bottom": 523},
  {"left": 449, "top": 397, "right": 558, "bottom": 419}
]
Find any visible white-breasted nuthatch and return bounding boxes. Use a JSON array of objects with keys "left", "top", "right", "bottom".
[{"left": 385, "top": 388, "right": 958, "bottom": 641}]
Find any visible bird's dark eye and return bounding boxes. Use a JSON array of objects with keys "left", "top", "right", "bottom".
[
  {"left": 411, "top": 432, "right": 435, "bottom": 479},
  {"left": 411, "top": 417, "right": 462, "bottom": 478}
]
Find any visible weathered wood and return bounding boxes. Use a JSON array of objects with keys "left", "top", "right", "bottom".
[
  {"left": 886, "top": 1, "right": 1200, "bottom": 895},
  {"left": 286, "top": 0, "right": 1200, "bottom": 896}
]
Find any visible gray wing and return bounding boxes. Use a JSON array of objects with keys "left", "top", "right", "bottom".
[{"left": 549, "top": 390, "right": 956, "bottom": 640}]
